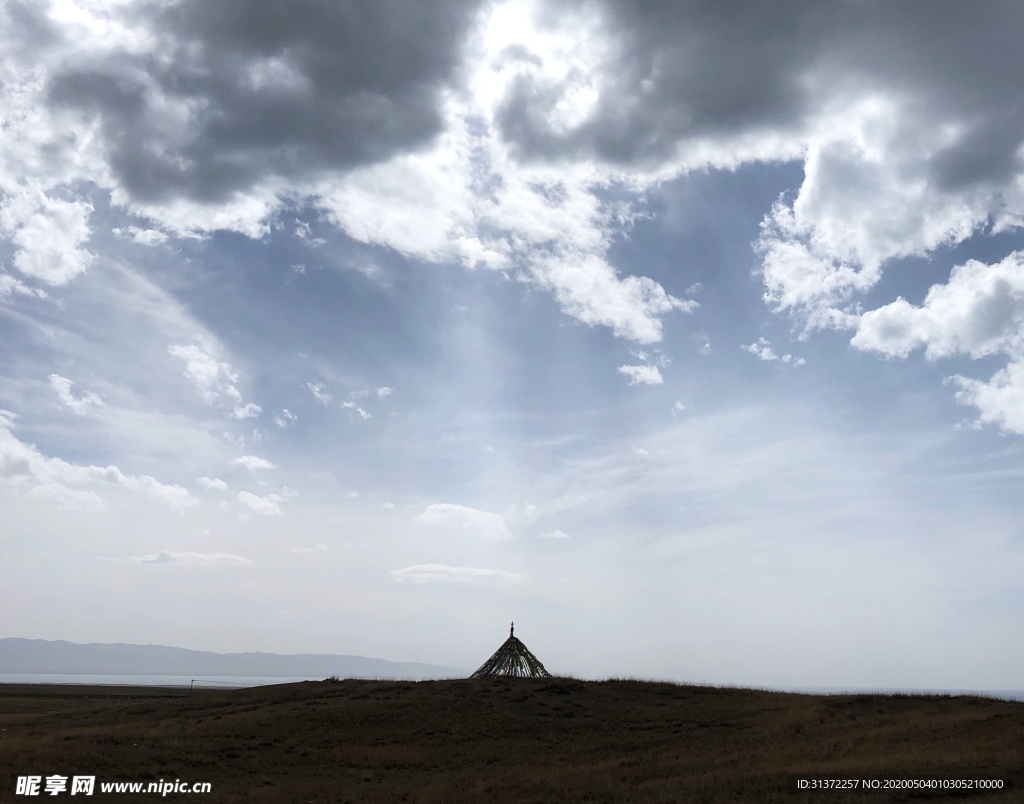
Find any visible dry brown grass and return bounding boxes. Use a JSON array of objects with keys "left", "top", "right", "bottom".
[{"left": 0, "top": 678, "right": 1022, "bottom": 802}]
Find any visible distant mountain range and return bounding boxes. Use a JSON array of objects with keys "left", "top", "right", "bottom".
[{"left": 0, "top": 638, "right": 467, "bottom": 680}]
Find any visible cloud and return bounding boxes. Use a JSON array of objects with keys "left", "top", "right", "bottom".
[
  {"left": 851, "top": 252, "right": 1024, "bottom": 433},
  {"left": 112, "top": 226, "right": 168, "bottom": 246},
  {"left": 10, "top": 0, "right": 1024, "bottom": 432},
  {"left": 0, "top": 0, "right": 697, "bottom": 346},
  {"left": 236, "top": 490, "right": 284, "bottom": 516},
  {"left": 538, "top": 529, "right": 571, "bottom": 539},
  {"left": 390, "top": 564, "right": 523, "bottom": 584},
  {"left": 503, "top": 502, "right": 538, "bottom": 524},
  {"left": 42, "top": 0, "right": 485, "bottom": 215},
  {"left": 295, "top": 220, "right": 326, "bottom": 247},
  {"left": 671, "top": 400, "right": 686, "bottom": 415},
  {"left": 852, "top": 254, "right": 1024, "bottom": 362},
  {"left": 757, "top": 200, "right": 879, "bottom": 330},
  {"left": 169, "top": 340, "right": 261, "bottom": 420},
  {"left": 306, "top": 383, "right": 332, "bottom": 404},
  {"left": 0, "top": 411, "right": 195, "bottom": 510},
  {"left": 108, "top": 551, "right": 253, "bottom": 566},
  {"left": 949, "top": 362, "right": 1024, "bottom": 435},
  {"left": 341, "top": 400, "right": 371, "bottom": 420},
  {"left": 376, "top": 386, "right": 394, "bottom": 399},
  {"left": 197, "top": 476, "right": 228, "bottom": 492},
  {"left": 740, "top": 337, "right": 805, "bottom": 366},
  {"left": 0, "top": 271, "right": 47, "bottom": 301},
  {"left": 414, "top": 503, "right": 511, "bottom": 540},
  {"left": 231, "top": 403, "right": 262, "bottom": 420},
  {"left": 28, "top": 482, "right": 105, "bottom": 512},
  {"left": 0, "top": 191, "right": 94, "bottom": 286},
  {"left": 617, "top": 364, "right": 663, "bottom": 385},
  {"left": 273, "top": 409, "right": 298, "bottom": 427},
  {"left": 631, "top": 446, "right": 649, "bottom": 457},
  {"left": 48, "top": 374, "right": 105, "bottom": 414},
  {"left": 230, "top": 455, "right": 276, "bottom": 471},
  {"left": 477, "top": 0, "right": 1024, "bottom": 361},
  {"left": 126, "top": 476, "right": 196, "bottom": 509},
  {"left": 291, "top": 543, "right": 329, "bottom": 554}
]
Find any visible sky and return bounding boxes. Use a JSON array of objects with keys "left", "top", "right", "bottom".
[{"left": 3, "top": 0, "right": 1024, "bottom": 690}]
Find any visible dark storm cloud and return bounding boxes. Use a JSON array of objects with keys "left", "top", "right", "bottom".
[
  {"left": 495, "top": 0, "right": 824, "bottom": 166},
  {"left": 496, "top": 0, "right": 1024, "bottom": 189},
  {"left": 45, "top": 0, "right": 486, "bottom": 204},
  {"left": 3, "top": 0, "right": 60, "bottom": 52}
]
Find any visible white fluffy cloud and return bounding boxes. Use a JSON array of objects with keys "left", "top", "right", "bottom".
[
  {"left": 0, "top": 410, "right": 195, "bottom": 510},
  {"left": 390, "top": 564, "right": 523, "bottom": 583},
  {"left": 236, "top": 490, "right": 284, "bottom": 516},
  {"left": 852, "top": 252, "right": 1024, "bottom": 433},
  {"left": 617, "top": 364, "right": 663, "bottom": 385},
  {"left": 853, "top": 254, "right": 1024, "bottom": 361},
  {"left": 740, "top": 338, "right": 805, "bottom": 366},
  {"left": 0, "top": 191, "right": 94, "bottom": 286},
  {"left": 48, "top": 374, "right": 105, "bottom": 414},
  {"left": 949, "top": 362, "right": 1024, "bottom": 435},
  {"left": 414, "top": 503, "right": 512, "bottom": 540},
  {"left": 29, "top": 482, "right": 105, "bottom": 512},
  {"left": 230, "top": 455, "right": 276, "bottom": 471},
  {"left": 273, "top": 409, "right": 298, "bottom": 428},
  {"left": 197, "top": 476, "right": 228, "bottom": 492},
  {"left": 169, "top": 340, "right": 261, "bottom": 420}
]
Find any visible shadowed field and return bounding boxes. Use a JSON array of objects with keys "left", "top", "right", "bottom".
[{"left": 1, "top": 678, "right": 1022, "bottom": 802}]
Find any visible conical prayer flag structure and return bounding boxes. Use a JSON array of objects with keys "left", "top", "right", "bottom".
[{"left": 470, "top": 622, "right": 552, "bottom": 678}]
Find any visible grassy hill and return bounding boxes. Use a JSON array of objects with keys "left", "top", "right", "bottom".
[{"left": 1, "top": 678, "right": 1021, "bottom": 802}]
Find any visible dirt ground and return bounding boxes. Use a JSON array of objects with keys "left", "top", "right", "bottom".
[{"left": 1, "top": 678, "right": 1022, "bottom": 802}]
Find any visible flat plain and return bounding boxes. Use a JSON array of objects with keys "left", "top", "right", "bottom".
[{"left": 1, "top": 678, "right": 1022, "bottom": 802}]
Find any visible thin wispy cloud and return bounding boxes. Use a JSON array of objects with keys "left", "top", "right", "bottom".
[
  {"left": 291, "top": 543, "right": 329, "bottom": 554},
  {"left": 741, "top": 338, "right": 805, "bottom": 366},
  {"left": 105, "top": 551, "right": 253, "bottom": 567},
  {"left": 306, "top": 383, "right": 332, "bottom": 405},
  {"left": 48, "top": 374, "right": 105, "bottom": 415},
  {"left": 341, "top": 400, "right": 371, "bottom": 420},
  {"left": 274, "top": 409, "right": 298, "bottom": 428},
  {"left": 391, "top": 564, "right": 523, "bottom": 584}
]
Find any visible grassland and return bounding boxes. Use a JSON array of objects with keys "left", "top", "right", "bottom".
[{"left": 1, "top": 678, "right": 1022, "bottom": 802}]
